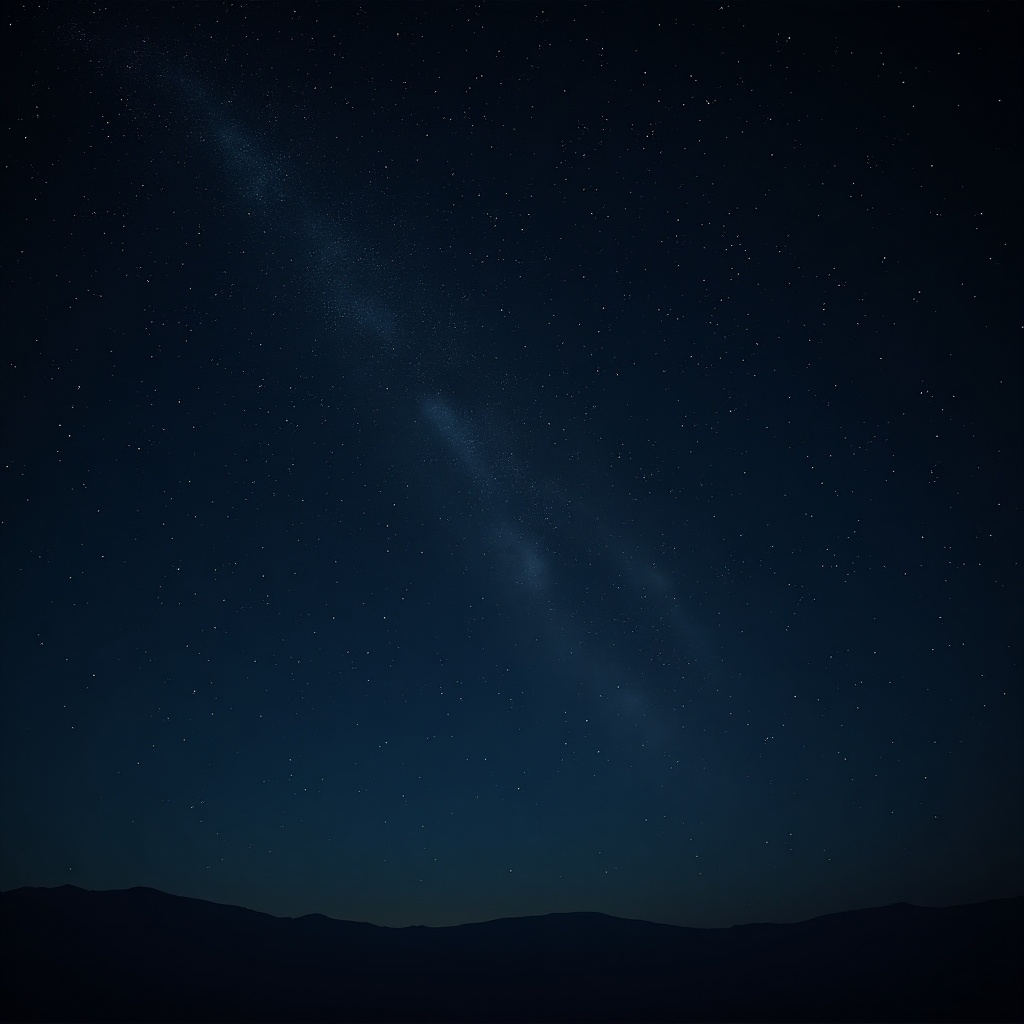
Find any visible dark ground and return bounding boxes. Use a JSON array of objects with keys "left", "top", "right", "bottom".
[{"left": 2, "top": 885, "right": 1021, "bottom": 1022}]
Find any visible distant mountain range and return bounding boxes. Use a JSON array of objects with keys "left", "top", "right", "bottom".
[{"left": 1, "top": 885, "right": 1020, "bottom": 1022}]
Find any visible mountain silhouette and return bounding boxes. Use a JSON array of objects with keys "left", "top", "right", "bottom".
[{"left": 1, "top": 885, "right": 1021, "bottom": 1021}]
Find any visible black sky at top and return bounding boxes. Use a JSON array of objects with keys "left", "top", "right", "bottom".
[{"left": 1, "top": 2, "right": 1021, "bottom": 929}]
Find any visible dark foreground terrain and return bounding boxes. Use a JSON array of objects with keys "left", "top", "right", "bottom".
[{"left": 1, "top": 885, "right": 1021, "bottom": 1022}]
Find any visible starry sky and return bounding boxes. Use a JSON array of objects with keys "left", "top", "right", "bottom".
[{"left": 2, "top": 2, "right": 1021, "bottom": 931}]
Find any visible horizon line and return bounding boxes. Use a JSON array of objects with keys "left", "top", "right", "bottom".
[{"left": 4, "top": 881, "right": 1021, "bottom": 933}]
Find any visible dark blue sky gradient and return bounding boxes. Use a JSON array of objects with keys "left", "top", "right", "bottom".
[{"left": 2, "top": 2, "right": 1021, "bottom": 929}]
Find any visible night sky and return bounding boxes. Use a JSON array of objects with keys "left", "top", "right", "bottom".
[{"left": 2, "top": 3, "right": 1021, "bottom": 932}]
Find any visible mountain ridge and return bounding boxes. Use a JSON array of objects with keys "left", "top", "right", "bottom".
[
  {"left": 2, "top": 885, "right": 1021, "bottom": 1021},
  {"left": 12, "top": 881, "right": 1012, "bottom": 930}
]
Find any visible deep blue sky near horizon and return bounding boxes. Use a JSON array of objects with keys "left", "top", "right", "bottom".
[{"left": 1, "top": 2, "right": 1021, "bottom": 930}]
